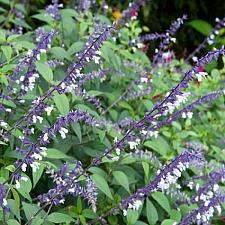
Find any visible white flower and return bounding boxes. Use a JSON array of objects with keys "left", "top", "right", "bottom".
[
  {"left": 166, "top": 173, "right": 176, "bottom": 184},
  {"left": 171, "top": 37, "right": 176, "bottom": 43},
  {"left": 15, "top": 180, "right": 20, "bottom": 189},
  {"left": 93, "top": 55, "right": 100, "bottom": 64},
  {"left": 59, "top": 199, "right": 65, "bottom": 204},
  {"left": 111, "top": 156, "right": 119, "bottom": 161},
  {"left": 192, "top": 56, "right": 198, "bottom": 62},
  {"left": 2, "top": 198, "right": 7, "bottom": 206},
  {"left": 196, "top": 212, "right": 201, "bottom": 220},
  {"left": 21, "top": 163, "right": 27, "bottom": 172},
  {"left": 128, "top": 139, "right": 140, "bottom": 150},
  {"left": 148, "top": 130, "right": 158, "bottom": 138},
  {"left": 40, "top": 147, "right": 47, "bottom": 157},
  {"left": 0, "top": 121, "right": 7, "bottom": 128},
  {"left": 182, "top": 111, "right": 193, "bottom": 119},
  {"left": 123, "top": 209, "right": 127, "bottom": 216},
  {"left": 116, "top": 148, "right": 120, "bottom": 156},
  {"left": 141, "top": 130, "right": 147, "bottom": 135},
  {"left": 128, "top": 200, "right": 142, "bottom": 210},
  {"left": 196, "top": 183, "right": 200, "bottom": 191},
  {"left": 187, "top": 181, "right": 193, "bottom": 190},
  {"left": 43, "top": 133, "right": 48, "bottom": 142},
  {"left": 59, "top": 127, "right": 68, "bottom": 139},
  {"left": 37, "top": 116, "right": 43, "bottom": 123},
  {"left": 45, "top": 105, "right": 54, "bottom": 116},
  {"left": 5, "top": 108, "right": 11, "bottom": 112},
  {"left": 20, "top": 76, "right": 25, "bottom": 82},
  {"left": 68, "top": 188, "right": 75, "bottom": 193},
  {"left": 32, "top": 153, "right": 43, "bottom": 160},
  {"left": 196, "top": 72, "right": 207, "bottom": 82},
  {"left": 213, "top": 184, "right": 219, "bottom": 192},
  {"left": 215, "top": 205, "right": 222, "bottom": 215},
  {"left": 140, "top": 77, "right": 148, "bottom": 83},
  {"left": 21, "top": 177, "right": 28, "bottom": 182},
  {"left": 158, "top": 179, "right": 170, "bottom": 190},
  {"left": 30, "top": 161, "right": 40, "bottom": 172},
  {"left": 137, "top": 43, "right": 144, "bottom": 48},
  {"left": 173, "top": 168, "right": 181, "bottom": 177}
]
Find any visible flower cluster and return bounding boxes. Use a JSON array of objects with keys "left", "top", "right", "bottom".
[
  {"left": 0, "top": 184, "right": 9, "bottom": 213},
  {"left": 121, "top": 0, "right": 145, "bottom": 22},
  {"left": 153, "top": 15, "right": 187, "bottom": 65},
  {"left": 121, "top": 149, "right": 203, "bottom": 211},
  {"left": 38, "top": 161, "right": 98, "bottom": 210},
  {"left": 45, "top": 0, "right": 63, "bottom": 21},
  {"left": 191, "top": 167, "right": 225, "bottom": 204},
  {"left": 179, "top": 194, "right": 225, "bottom": 225},
  {"left": 14, "top": 29, "right": 55, "bottom": 96}
]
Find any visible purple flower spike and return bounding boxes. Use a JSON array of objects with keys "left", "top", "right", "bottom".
[
  {"left": 0, "top": 184, "right": 9, "bottom": 214},
  {"left": 179, "top": 194, "right": 225, "bottom": 225},
  {"left": 45, "top": 0, "right": 63, "bottom": 21},
  {"left": 140, "top": 32, "right": 166, "bottom": 43},
  {"left": 153, "top": 15, "right": 187, "bottom": 66},
  {"left": 191, "top": 167, "right": 225, "bottom": 204},
  {"left": 121, "top": 149, "right": 203, "bottom": 212},
  {"left": 38, "top": 161, "right": 98, "bottom": 212}
]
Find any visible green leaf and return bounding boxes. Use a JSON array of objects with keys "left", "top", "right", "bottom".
[
  {"left": 127, "top": 209, "right": 139, "bottom": 225},
  {"left": 35, "top": 61, "right": 53, "bottom": 83},
  {"left": 91, "top": 174, "right": 113, "bottom": 200},
  {"left": 50, "top": 47, "right": 70, "bottom": 60},
  {"left": 32, "top": 163, "right": 45, "bottom": 188},
  {"left": 88, "top": 90, "right": 104, "bottom": 97},
  {"left": 47, "top": 212, "right": 74, "bottom": 223},
  {"left": 67, "top": 41, "right": 84, "bottom": 56},
  {"left": 142, "top": 162, "right": 149, "bottom": 184},
  {"left": 187, "top": 20, "right": 212, "bottom": 36},
  {"left": 71, "top": 122, "right": 82, "bottom": 143},
  {"left": 53, "top": 92, "right": 70, "bottom": 115},
  {"left": 152, "top": 192, "right": 171, "bottom": 214},
  {"left": 31, "top": 218, "right": 44, "bottom": 225},
  {"left": 112, "top": 171, "right": 130, "bottom": 193},
  {"left": 144, "top": 136, "right": 170, "bottom": 156},
  {"left": 1, "top": 45, "right": 12, "bottom": 62},
  {"left": 170, "top": 209, "right": 181, "bottom": 222},
  {"left": 161, "top": 219, "right": 177, "bottom": 225},
  {"left": 22, "top": 202, "right": 45, "bottom": 220},
  {"left": 12, "top": 188, "right": 20, "bottom": 219},
  {"left": 146, "top": 199, "right": 158, "bottom": 225},
  {"left": 17, "top": 175, "right": 32, "bottom": 201},
  {"left": 7, "top": 219, "right": 20, "bottom": 225},
  {"left": 46, "top": 148, "right": 71, "bottom": 159}
]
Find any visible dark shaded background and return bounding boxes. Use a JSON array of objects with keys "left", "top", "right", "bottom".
[{"left": 109, "top": 0, "right": 225, "bottom": 57}]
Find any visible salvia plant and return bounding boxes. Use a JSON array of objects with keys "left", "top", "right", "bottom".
[{"left": 0, "top": 0, "right": 224, "bottom": 225}]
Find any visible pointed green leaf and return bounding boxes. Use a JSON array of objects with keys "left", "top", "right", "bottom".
[
  {"left": 35, "top": 61, "right": 53, "bottom": 83},
  {"left": 1, "top": 45, "right": 12, "bottom": 62},
  {"left": 53, "top": 93, "right": 70, "bottom": 115},
  {"left": 112, "top": 171, "right": 130, "bottom": 193},
  {"left": 91, "top": 174, "right": 113, "bottom": 200},
  {"left": 146, "top": 199, "right": 158, "bottom": 225},
  {"left": 47, "top": 212, "right": 74, "bottom": 223},
  {"left": 161, "top": 219, "right": 177, "bottom": 225},
  {"left": 152, "top": 192, "right": 171, "bottom": 214}
]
